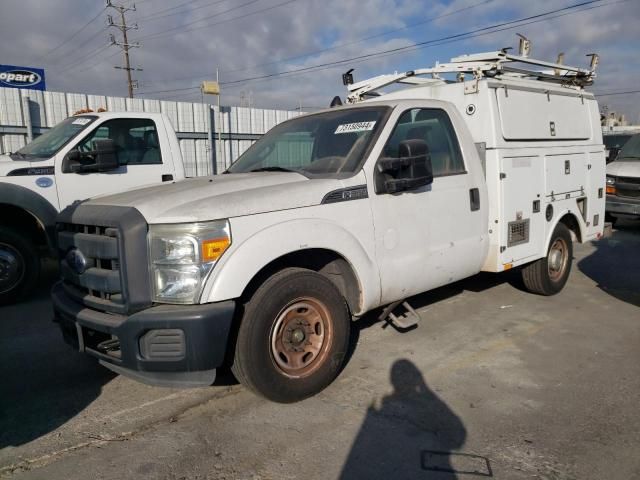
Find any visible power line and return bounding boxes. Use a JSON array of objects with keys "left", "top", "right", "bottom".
[
  {"left": 39, "top": 6, "right": 107, "bottom": 60},
  {"left": 138, "top": 0, "right": 264, "bottom": 40},
  {"left": 137, "top": 86, "right": 200, "bottom": 95},
  {"left": 596, "top": 89, "right": 640, "bottom": 96},
  {"left": 154, "top": 0, "right": 493, "bottom": 86},
  {"left": 135, "top": 0, "right": 621, "bottom": 99},
  {"left": 218, "top": 0, "right": 608, "bottom": 87},
  {"left": 143, "top": 0, "right": 231, "bottom": 21},
  {"left": 54, "top": 43, "right": 112, "bottom": 72},
  {"left": 216, "top": 0, "right": 625, "bottom": 91}
]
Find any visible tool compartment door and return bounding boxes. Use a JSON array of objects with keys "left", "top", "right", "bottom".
[{"left": 500, "top": 153, "right": 545, "bottom": 264}]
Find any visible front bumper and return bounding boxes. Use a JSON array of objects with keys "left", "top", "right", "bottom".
[
  {"left": 606, "top": 195, "right": 640, "bottom": 217},
  {"left": 52, "top": 282, "right": 235, "bottom": 387}
]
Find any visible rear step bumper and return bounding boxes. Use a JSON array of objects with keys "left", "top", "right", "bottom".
[{"left": 52, "top": 281, "right": 235, "bottom": 387}]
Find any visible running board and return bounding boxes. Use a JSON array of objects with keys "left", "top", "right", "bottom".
[{"left": 379, "top": 300, "right": 420, "bottom": 330}]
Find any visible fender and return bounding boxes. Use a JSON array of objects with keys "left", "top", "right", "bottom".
[
  {"left": 200, "top": 218, "right": 381, "bottom": 315},
  {"left": 545, "top": 208, "right": 586, "bottom": 248},
  {"left": 0, "top": 182, "right": 59, "bottom": 251}
]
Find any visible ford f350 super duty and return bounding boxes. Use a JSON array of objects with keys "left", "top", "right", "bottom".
[
  {"left": 0, "top": 112, "right": 186, "bottom": 304},
  {"left": 52, "top": 45, "right": 606, "bottom": 403}
]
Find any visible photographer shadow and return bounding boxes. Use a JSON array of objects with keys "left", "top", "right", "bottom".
[{"left": 340, "top": 359, "right": 491, "bottom": 479}]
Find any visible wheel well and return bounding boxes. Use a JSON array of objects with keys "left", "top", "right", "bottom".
[
  {"left": 1, "top": 204, "right": 49, "bottom": 247},
  {"left": 558, "top": 213, "right": 582, "bottom": 243},
  {"left": 240, "top": 249, "right": 361, "bottom": 314}
]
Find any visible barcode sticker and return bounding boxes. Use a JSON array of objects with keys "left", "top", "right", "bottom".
[{"left": 335, "top": 121, "right": 376, "bottom": 134}]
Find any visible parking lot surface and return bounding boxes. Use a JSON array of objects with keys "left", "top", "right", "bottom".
[{"left": 1, "top": 221, "right": 639, "bottom": 480}]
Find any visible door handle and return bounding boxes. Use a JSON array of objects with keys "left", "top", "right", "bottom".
[
  {"left": 469, "top": 188, "right": 480, "bottom": 211},
  {"left": 162, "top": 174, "right": 173, "bottom": 182}
]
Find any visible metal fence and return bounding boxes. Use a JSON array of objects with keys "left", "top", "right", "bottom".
[{"left": 0, "top": 87, "right": 301, "bottom": 176}]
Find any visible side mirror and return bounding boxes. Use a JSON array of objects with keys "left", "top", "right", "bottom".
[
  {"left": 62, "top": 139, "right": 119, "bottom": 173},
  {"left": 92, "top": 139, "right": 119, "bottom": 171},
  {"left": 377, "top": 139, "right": 433, "bottom": 194},
  {"left": 607, "top": 147, "right": 619, "bottom": 164}
]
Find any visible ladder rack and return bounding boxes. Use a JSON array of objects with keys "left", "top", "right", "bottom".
[{"left": 346, "top": 49, "right": 599, "bottom": 104}]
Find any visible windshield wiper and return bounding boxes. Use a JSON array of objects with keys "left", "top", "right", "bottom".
[
  {"left": 617, "top": 155, "right": 640, "bottom": 160},
  {"left": 248, "top": 166, "right": 299, "bottom": 173}
]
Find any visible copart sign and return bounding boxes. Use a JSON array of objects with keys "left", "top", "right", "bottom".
[{"left": 0, "top": 64, "right": 46, "bottom": 91}]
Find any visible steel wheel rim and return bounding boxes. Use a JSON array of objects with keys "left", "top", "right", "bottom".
[
  {"left": 270, "top": 297, "right": 334, "bottom": 378},
  {"left": 0, "top": 242, "right": 25, "bottom": 294},
  {"left": 548, "top": 237, "right": 568, "bottom": 282}
]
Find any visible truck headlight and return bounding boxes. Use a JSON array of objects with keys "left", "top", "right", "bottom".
[
  {"left": 149, "top": 221, "right": 231, "bottom": 304},
  {"left": 606, "top": 175, "right": 617, "bottom": 195}
]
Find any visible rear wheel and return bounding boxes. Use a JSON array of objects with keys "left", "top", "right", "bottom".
[
  {"left": 521, "top": 223, "right": 573, "bottom": 296},
  {"left": 0, "top": 227, "right": 40, "bottom": 305},
  {"left": 232, "top": 268, "right": 350, "bottom": 403}
]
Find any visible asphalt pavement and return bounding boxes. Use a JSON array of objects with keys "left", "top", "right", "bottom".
[{"left": 1, "top": 220, "right": 639, "bottom": 480}]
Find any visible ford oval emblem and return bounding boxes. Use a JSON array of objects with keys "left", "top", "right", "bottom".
[
  {"left": 36, "top": 177, "right": 53, "bottom": 188},
  {"left": 66, "top": 248, "right": 87, "bottom": 275}
]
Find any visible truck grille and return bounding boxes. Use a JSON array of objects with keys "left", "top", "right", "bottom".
[
  {"left": 56, "top": 204, "right": 152, "bottom": 315},
  {"left": 616, "top": 177, "right": 640, "bottom": 199},
  {"left": 58, "top": 223, "right": 126, "bottom": 314}
]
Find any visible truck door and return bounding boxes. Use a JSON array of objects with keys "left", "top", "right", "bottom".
[
  {"left": 370, "top": 107, "right": 486, "bottom": 304},
  {"left": 55, "top": 117, "right": 176, "bottom": 207}
]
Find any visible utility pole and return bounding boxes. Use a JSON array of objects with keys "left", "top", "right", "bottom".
[{"left": 107, "top": 0, "right": 142, "bottom": 98}]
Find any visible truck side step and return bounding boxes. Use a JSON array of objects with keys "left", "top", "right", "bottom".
[{"left": 379, "top": 300, "right": 421, "bottom": 330}]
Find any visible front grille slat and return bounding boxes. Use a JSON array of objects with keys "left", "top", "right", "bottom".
[
  {"left": 58, "top": 231, "right": 118, "bottom": 259},
  {"left": 58, "top": 222, "right": 126, "bottom": 314}
]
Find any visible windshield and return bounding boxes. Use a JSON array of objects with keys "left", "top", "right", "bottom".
[
  {"left": 227, "top": 107, "right": 389, "bottom": 177},
  {"left": 13, "top": 115, "right": 97, "bottom": 160},
  {"left": 603, "top": 134, "right": 633, "bottom": 151},
  {"left": 616, "top": 134, "right": 640, "bottom": 161}
]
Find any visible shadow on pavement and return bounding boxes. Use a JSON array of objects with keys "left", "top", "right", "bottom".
[
  {"left": 340, "top": 359, "right": 491, "bottom": 479},
  {"left": 0, "top": 261, "right": 114, "bottom": 449},
  {"left": 578, "top": 218, "right": 640, "bottom": 308}
]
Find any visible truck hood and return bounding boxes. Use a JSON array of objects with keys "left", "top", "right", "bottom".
[
  {"left": 0, "top": 155, "right": 53, "bottom": 176},
  {"left": 88, "top": 172, "right": 347, "bottom": 223},
  {"left": 607, "top": 160, "right": 640, "bottom": 178}
]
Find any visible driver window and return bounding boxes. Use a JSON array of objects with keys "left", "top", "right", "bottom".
[
  {"left": 77, "top": 118, "right": 162, "bottom": 165},
  {"left": 383, "top": 108, "right": 465, "bottom": 177}
]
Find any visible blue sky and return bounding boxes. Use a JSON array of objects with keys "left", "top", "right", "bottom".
[{"left": 1, "top": 0, "right": 639, "bottom": 120}]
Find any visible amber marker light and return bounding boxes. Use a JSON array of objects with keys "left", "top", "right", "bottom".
[
  {"left": 606, "top": 185, "right": 616, "bottom": 195},
  {"left": 202, "top": 237, "right": 231, "bottom": 262}
]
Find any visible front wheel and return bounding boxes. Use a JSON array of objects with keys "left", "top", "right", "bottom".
[
  {"left": 521, "top": 223, "right": 573, "bottom": 296},
  {"left": 0, "top": 227, "right": 40, "bottom": 305},
  {"left": 232, "top": 268, "right": 350, "bottom": 403}
]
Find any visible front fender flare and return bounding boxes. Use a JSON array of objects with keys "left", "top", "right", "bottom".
[
  {"left": 0, "top": 182, "right": 59, "bottom": 251},
  {"left": 200, "top": 218, "right": 380, "bottom": 315}
]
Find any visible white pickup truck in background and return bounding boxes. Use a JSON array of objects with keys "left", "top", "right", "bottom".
[
  {"left": 52, "top": 46, "right": 606, "bottom": 403},
  {"left": 605, "top": 133, "right": 640, "bottom": 223},
  {"left": 0, "top": 112, "right": 186, "bottom": 304}
]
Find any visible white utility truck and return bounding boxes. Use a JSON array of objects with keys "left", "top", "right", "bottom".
[
  {"left": 606, "top": 133, "right": 640, "bottom": 223},
  {"left": 0, "top": 112, "right": 186, "bottom": 304},
  {"left": 53, "top": 43, "right": 606, "bottom": 403}
]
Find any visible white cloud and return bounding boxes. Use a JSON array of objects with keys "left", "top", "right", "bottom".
[{"left": 1, "top": 0, "right": 638, "bottom": 120}]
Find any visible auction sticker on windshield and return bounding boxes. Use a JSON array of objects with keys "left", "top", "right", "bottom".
[
  {"left": 72, "top": 118, "right": 92, "bottom": 125},
  {"left": 335, "top": 121, "right": 376, "bottom": 134}
]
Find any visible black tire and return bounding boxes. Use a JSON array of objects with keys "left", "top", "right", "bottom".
[
  {"left": 232, "top": 268, "right": 350, "bottom": 403},
  {"left": 521, "top": 223, "right": 573, "bottom": 296},
  {"left": 0, "top": 227, "right": 40, "bottom": 305}
]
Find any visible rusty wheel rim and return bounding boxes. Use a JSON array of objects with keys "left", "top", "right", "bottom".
[
  {"left": 270, "top": 297, "right": 334, "bottom": 378},
  {"left": 548, "top": 237, "right": 568, "bottom": 282}
]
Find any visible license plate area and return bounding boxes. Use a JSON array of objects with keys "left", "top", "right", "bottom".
[{"left": 80, "top": 326, "right": 123, "bottom": 361}]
